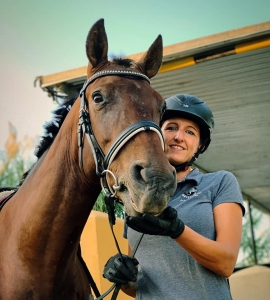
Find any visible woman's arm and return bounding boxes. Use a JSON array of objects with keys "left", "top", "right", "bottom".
[{"left": 174, "top": 202, "right": 243, "bottom": 277}]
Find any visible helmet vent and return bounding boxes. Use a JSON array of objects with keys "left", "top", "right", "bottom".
[{"left": 190, "top": 96, "right": 204, "bottom": 105}]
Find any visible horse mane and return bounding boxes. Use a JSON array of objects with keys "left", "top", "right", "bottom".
[{"left": 35, "top": 97, "right": 77, "bottom": 159}]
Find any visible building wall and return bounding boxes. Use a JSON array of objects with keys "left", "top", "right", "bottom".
[{"left": 230, "top": 265, "right": 270, "bottom": 299}]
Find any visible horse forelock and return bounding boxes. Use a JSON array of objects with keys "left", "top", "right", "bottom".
[
  {"left": 111, "top": 57, "right": 135, "bottom": 68},
  {"left": 34, "top": 97, "right": 77, "bottom": 159}
]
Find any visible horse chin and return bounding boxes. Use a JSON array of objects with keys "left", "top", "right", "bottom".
[
  {"left": 121, "top": 192, "right": 167, "bottom": 218},
  {"left": 120, "top": 195, "right": 143, "bottom": 217}
]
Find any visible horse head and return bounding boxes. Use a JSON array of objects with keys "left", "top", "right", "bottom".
[{"left": 82, "top": 19, "right": 177, "bottom": 217}]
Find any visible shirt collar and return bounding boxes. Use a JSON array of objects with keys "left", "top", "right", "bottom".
[{"left": 177, "top": 168, "right": 203, "bottom": 186}]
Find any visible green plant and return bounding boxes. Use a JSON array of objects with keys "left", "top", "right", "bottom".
[
  {"left": 93, "top": 190, "right": 125, "bottom": 219},
  {"left": 237, "top": 204, "right": 270, "bottom": 267},
  {"left": 0, "top": 154, "right": 32, "bottom": 188}
]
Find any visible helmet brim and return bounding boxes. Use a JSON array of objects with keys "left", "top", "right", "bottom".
[{"left": 161, "top": 110, "right": 210, "bottom": 139}]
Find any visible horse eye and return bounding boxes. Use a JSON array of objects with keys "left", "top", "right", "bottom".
[{"left": 92, "top": 93, "right": 104, "bottom": 104}]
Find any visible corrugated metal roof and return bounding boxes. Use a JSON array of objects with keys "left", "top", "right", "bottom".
[
  {"left": 36, "top": 21, "right": 270, "bottom": 213},
  {"left": 151, "top": 47, "right": 270, "bottom": 212}
]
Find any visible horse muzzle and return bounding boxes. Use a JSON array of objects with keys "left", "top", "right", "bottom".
[{"left": 117, "top": 160, "right": 177, "bottom": 217}]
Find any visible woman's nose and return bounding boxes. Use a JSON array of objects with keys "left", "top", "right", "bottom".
[{"left": 174, "top": 130, "right": 183, "bottom": 142}]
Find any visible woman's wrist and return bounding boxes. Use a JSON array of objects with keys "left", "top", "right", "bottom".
[{"left": 121, "top": 280, "right": 138, "bottom": 297}]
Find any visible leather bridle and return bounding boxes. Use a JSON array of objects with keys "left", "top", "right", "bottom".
[
  {"left": 77, "top": 69, "right": 165, "bottom": 299},
  {"left": 78, "top": 69, "right": 165, "bottom": 195}
]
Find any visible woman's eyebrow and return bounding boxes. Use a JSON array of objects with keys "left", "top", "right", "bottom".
[{"left": 187, "top": 125, "right": 199, "bottom": 131}]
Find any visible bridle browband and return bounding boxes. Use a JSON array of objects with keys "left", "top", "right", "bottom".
[
  {"left": 84, "top": 69, "right": 151, "bottom": 85},
  {"left": 77, "top": 69, "right": 164, "bottom": 300}
]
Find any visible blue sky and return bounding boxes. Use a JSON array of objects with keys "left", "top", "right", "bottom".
[{"left": 0, "top": 0, "right": 269, "bottom": 152}]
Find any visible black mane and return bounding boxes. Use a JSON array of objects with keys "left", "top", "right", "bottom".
[{"left": 35, "top": 97, "right": 77, "bottom": 159}]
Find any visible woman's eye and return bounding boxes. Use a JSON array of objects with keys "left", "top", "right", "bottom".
[
  {"left": 167, "top": 126, "right": 177, "bottom": 131},
  {"left": 186, "top": 130, "right": 194, "bottom": 135},
  {"left": 92, "top": 93, "right": 104, "bottom": 104}
]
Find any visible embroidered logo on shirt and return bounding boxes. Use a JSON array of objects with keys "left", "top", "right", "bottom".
[{"left": 182, "top": 187, "right": 200, "bottom": 199}]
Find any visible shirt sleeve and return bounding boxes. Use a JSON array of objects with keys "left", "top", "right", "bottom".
[{"left": 213, "top": 171, "right": 245, "bottom": 216}]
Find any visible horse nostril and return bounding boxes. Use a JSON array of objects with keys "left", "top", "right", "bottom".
[
  {"left": 130, "top": 160, "right": 176, "bottom": 193},
  {"left": 130, "top": 163, "right": 147, "bottom": 183}
]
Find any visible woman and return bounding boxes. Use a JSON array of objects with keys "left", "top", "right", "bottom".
[{"left": 103, "top": 94, "right": 245, "bottom": 299}]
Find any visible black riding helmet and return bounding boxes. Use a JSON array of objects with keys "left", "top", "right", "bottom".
[{"left": 161, "top": 94, "right": 214, "bottom": 171}]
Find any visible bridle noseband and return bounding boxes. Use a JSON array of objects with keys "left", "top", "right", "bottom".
[{"left": 78, "top": 69, "right": 165, "bottom": 195}]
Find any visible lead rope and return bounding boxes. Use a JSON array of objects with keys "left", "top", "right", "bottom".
[{"left": 95, "top": 192, "right": 144, "bottom": 300}]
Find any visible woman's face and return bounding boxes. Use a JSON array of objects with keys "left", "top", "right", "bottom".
[{"left": 161, "top": 117, "right": 201, "bottom": 166}]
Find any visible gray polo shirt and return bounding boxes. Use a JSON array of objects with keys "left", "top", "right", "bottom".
[{"left": 125, "top": 168, "right": 245, "bottom": 300}]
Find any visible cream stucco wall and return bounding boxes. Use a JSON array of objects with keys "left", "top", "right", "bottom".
[{"left": 230, "top": 265, "right": 270, "bottom": 300}]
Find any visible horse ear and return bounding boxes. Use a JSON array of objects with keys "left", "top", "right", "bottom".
[
  {"left": 86, "top": 18, "right": 108, "bottom": 68},
  {"left": 138, "top": 35, "right": 163, "bottom": 79}
]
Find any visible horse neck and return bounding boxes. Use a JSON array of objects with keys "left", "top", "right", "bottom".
[
  {"left": 32, "top": 99, "right": 99, "bottom": 194},
  {"left": 12, "top": 99, "right": 101, "bottom": 253}
]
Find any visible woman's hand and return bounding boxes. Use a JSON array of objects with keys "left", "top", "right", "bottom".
[
  {"left": 126, "top": 206, "right": 185, "bottom": 239},
  {"left": 103, "top": 254, "right": 139, "bottom": 284}
]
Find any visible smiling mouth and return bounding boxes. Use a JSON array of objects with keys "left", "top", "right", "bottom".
[{"left": 170, "top": 145, "right": 184, "bottom": 150}]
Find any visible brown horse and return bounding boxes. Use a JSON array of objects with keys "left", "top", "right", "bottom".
[{"left": 0, "top": 19, "right": 176, "bottom": 299}]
